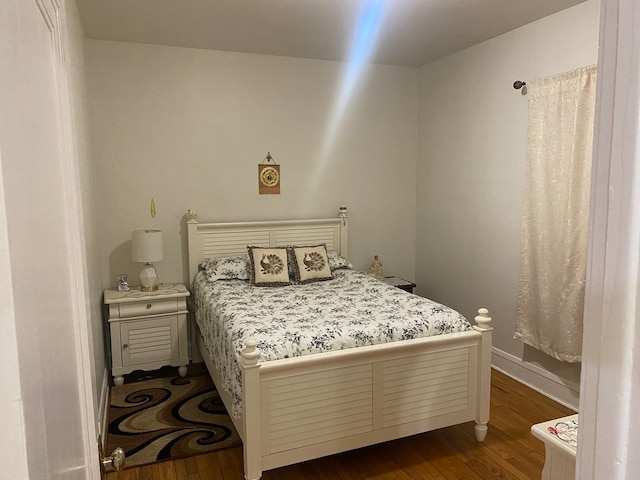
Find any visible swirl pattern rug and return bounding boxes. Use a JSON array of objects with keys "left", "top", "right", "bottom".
[{"left": 106, "top": 374, "right": 241, "bottom": 469}]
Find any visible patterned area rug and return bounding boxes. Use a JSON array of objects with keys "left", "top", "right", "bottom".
[{"left": 106, "top": 374, "right": 241, "bottom": 469}]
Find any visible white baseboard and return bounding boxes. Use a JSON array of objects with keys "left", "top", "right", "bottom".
[
  {"left": 491, "top": 347, "right": 579, "bottom": 411},
  {"left": 98, "top": 368, "right": 109, "bottom": 447}
]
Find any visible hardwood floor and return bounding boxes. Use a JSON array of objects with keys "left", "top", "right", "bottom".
[{"left": 103, "top": 369, "right": 574, "bottom": 480}]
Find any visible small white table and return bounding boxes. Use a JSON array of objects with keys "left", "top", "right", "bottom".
[
  {"left": 104, "top": 283, "right": 190, "bottom": 385},
  {"left": 531, "top": 414, "right": 578, "bottom": 480}
]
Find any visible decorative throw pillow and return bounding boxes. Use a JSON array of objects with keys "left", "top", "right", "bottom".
[
  {"left": 327, "top": 250, "right": 353, "bottom": 271},
  {"left": 247, "top": 246, "right": 291, "bottom": 286},
  {"left": 204, "top": 255, "right": 250, "bottom": 281},
  {"left": 289, "top": 244, "right": 333, "bottom": 284}
]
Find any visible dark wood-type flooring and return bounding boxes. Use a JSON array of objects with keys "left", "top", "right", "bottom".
[{"left": 103, "top": 369, "right": 574, "bottom": 480}]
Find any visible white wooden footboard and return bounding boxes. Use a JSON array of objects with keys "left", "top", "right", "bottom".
[{"left": 238, "top": 309, "right": 492, "bottom": 480}]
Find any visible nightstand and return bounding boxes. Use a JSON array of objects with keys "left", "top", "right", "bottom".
[
  {"left": 531, "top": 414, "right": 578, "bottom": 480},
  {"left": 383, "top": 276, "right": 416, "bottom": 293},
  {"left": 104, "top": 283, "right": 190, "bottom": 386}
]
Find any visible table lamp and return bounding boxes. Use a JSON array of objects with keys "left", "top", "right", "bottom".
[{"left": 132, "top": 229, "right": 163, "bottom": 291}]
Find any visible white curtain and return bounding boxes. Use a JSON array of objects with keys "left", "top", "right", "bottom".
[{"left": 514, "top": 65, "right": 597, "bottom": 363}]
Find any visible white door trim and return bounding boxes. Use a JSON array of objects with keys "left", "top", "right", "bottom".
[
  {"left": 38, "top": 0, "right": 101, "bottom": 477},
  {"left": 579, "top": 0, "right": 640, "bottom": 478}
]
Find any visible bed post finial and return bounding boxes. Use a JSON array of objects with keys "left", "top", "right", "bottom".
[
  {"left": 241, "top": 339, "right": 261, "bottom": 366},
  {"left": 474, "top": 308, "right": 492, "bottom": 331},
  {"left": 186, "top": 209, "right": 198, "bottom": 222},
  {"left": 338, "top": 205, "right": 349, "bottom": 226}
]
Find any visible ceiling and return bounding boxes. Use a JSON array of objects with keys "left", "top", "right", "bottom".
[{"left": 76, "top": 0, "right": 588, "bottom": 67}]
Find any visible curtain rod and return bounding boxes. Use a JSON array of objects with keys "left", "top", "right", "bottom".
[{"left": 513, "top": 80, "right": 527, "bottom": 95}]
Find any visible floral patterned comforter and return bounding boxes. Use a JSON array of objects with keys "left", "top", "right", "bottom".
[{"left": 192, "top": 269, "right": 471, "bottom": 419}]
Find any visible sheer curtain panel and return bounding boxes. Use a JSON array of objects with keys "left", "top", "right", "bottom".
[{"left": 514, "top": 65, "right": 597, "bottom": 363}]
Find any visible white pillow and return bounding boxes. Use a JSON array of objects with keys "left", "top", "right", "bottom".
[
  {"left": 203, "top": 255, "right": 250, "bottom": 281},
  {"left": 327, "top": 250, "right": 353, "bottom": 271}
]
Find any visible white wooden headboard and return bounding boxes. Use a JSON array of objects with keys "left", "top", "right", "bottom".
[{"left": 186, "top": 208, "right": 349, "bottom": 283}]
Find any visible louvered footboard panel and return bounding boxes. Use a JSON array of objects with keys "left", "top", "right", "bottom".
[
  {"left": 265, "top": 364, "right": 374, "bottom": 454},
  {"left": 381, "top": 348, "right": 471, "bottom": 427}
]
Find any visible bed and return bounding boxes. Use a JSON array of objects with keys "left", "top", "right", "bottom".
[{"left": 186, "top": 208, "right": 492, "bottom": 480}]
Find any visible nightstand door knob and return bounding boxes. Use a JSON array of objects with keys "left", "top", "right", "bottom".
[
  {"left": 146, "top": 303, "right": 152, "bottom": 309},
  {"left": 122, "top": 344, "right": 128, "bottom": 350}
]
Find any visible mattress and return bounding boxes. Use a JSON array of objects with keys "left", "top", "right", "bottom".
[{"left": 192, "top": 268, "right": 471, "bottom": 419}]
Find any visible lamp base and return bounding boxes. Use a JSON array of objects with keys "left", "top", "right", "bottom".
[{"left": 139, "top": 263, "right": 160, "bottom": 292}]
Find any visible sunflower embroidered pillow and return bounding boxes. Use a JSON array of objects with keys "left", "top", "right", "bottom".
[
  {"left": 247, "top": 246, "right": 291, "bottom": 286},
  {"left": 289, "top": 244, "right": 333, "bottom": 284}
]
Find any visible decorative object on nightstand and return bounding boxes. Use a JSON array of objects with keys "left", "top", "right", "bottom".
[
  {"left": 104, "top": 283, "right": 190, "bottom": 386},
  {"left": 369, "top": 254, "right": 384, "bottom": 281},
  {"left": 383, "top": 276, "right": 416, "bottom": 293},
  {"left": 117, "top": 274, "right": 130, "bottom": 292},
  {"left": 132, "top": 229, "right": 163, "bottom": 292}
]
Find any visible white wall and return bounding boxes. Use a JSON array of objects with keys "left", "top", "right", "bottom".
[
  {"left": 0, "top": 139, "right": 29, "bottom": 480},
  {"left": 85, "top": 42, "right": 418, "bottom": 290},
  {"left": 85, "top": 2, "right": 600, "bottom": 408},
  {"left": 417, "top": 0, "right": 600, "bottom": 407}
]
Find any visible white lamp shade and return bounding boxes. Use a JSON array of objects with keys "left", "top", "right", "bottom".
[{"left": 132, "top": 230, "right": 163, "bottom": 263}]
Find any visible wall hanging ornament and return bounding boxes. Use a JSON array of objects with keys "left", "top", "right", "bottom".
[{"left": 258, "top": 152, "right": 280, "bottom": 195}]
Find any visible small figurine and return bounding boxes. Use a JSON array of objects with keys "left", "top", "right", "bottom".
[
  {"left": 369, "top": 255, "right": 384, "bottom": 281},
  {"left": 117, "top": 274, "right": 130, "bottom": 292}
]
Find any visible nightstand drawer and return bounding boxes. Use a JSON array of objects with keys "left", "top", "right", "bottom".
[{"left": 118, "top": 298, "right": 179, "bottom": 318}]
